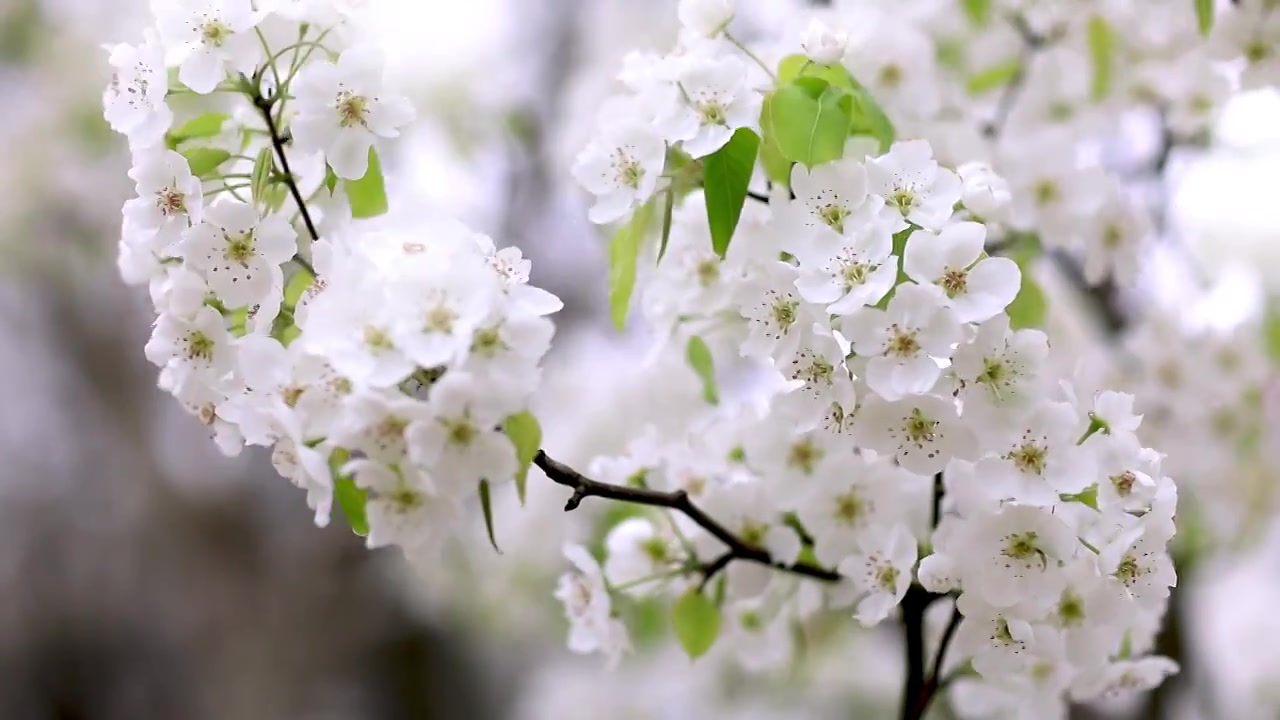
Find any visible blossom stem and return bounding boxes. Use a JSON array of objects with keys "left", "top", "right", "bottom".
[
  {"left": 250, "top": 88, "right": 320, "bottom": 275},
  {"left": 533, "top": 449, "right": 842, "bottom": 584},
  {"left": 911, "top": 603, "right": 963, "bottom": 719},
  {"left": 724, "top": 32, "right": 777, "bottom": 82}
]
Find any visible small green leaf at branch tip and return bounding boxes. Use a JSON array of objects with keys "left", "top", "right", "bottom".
[
  {"left": 1060, "top": 485, "right": 1099, "bottom": 511},
  {"left": 672, "top": 588, "right": 721, "bottom": 660},
  {"left": 1087, "top": 15, "right": 1116, "bottom": 101},
  {"left": 344, "top": 147, "right": 388, "bottom": 219},
  {"left": 760, "top": 77, "right": 850, "bottom": 170},
  {"left": 703, "top": 127, "right": 760, "bottom": 258},
  {"left": 323, "top": 165, "right": 338, "bottom": 196},
  {"left": 966, "top": 59, "right": 1022, "bottom": 96},
  {"left": 961, "top": 0, "right": 992, "bottom": 26},
  {"left": 284, "top": 266, "right": 315, "bottom": 308},
  {"left": 166, "top": 112, "right": 231, "bottom": 149},
  {"left": 657, "top": 189, "right": 675, "bottom": 263},
  {"left": 1005, "top": 245, "right": 1047, "bottom": 329},
  {"left": 329, "top": 448, "right": 369, "bottom": 537},
  {"left": 503, "top": 411, "right": 542, "bottom": 505},
  {"left": 608, "top": 201, "right": 654, "bottom": 332},
  {"left": 251, "top": 146, "right": 274, "bottom": 208},
  {"left": 1195, "top": 0, "right": 1214, "bottom": 36},
  {"left": 181, "top": 147, "right": 232, "bottom": 179},
  {"left": 479, "top": 479, "right": 502, "bottom": 553},
  {"left": 685, "top": 336, "right": 719, "bottom": 405}
]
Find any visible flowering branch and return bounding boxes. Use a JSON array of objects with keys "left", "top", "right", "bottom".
[
  {"left": 913, "top": 605, "right": 963, "bottom": 719},
  {"left": 248, "top": 80, "right": 322, "bottom": 251},
  {"left": 533, "top": 450, "right": 843, "bottom": 583}
]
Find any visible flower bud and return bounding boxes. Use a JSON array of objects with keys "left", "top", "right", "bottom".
[{"left": 800, "top": 19, "right": 848, "bottom": 66}]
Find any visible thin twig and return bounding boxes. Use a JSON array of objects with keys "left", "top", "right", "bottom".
[
  {"left": 251, "top": 89, "right": 318, "bottom": 274},
  {"left": 533, "top": 450, "right": 842, "bottom": 584},
  {"left": 912, "top": 604, "right": 963, "bottom": 719}
]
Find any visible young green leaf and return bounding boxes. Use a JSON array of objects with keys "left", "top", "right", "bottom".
[
  {"left": 703, "top": 127, "right": 760, "bottom": 258},
  {"left": 776, "top": 54, "right": 856, "bottom": 90},
  {"left": 323, "top": 164, "right": 339, "bottom": 196},
  {"left": 658, "top": 188, "right": 676, "bottom": 263},
  {"left": 250, "top": 146, "right": 274, "bottom": 207},
  {"left": 671, "top": 588, "right": 721, "bottom": 660},
  {"left": 344, "top": 147, "right": 389, "bottom": 219},
  {"left": 608, "top": 201, "right": 654, "bottom": 331},
  {"left": 685, "top": 336, "right": 719, "bottom": 405},
  {"left": 180, "top": 147, "right": 232, "bottom": 179},
  {"left": 844, "top": 77, "right": 896, "bottom": 153},
  {"left": 165, "top": 112, "right": 230, "bottom": 149},
  {"left": 1087, "top": 15, "right": 1116, "bottom": 101},
  {"left": 1195, "top": 0, "right": 1214, "bottom": 36},
  {"left": 961, "top": 0, "right": 992, "bottom": 26},
  {"left": 1007, "top": 261, "right": 1047, "bottom": 329},
  {"left": 760, "top": 77, "right": 850, "bottom": 170},
  {"left": 966, "top": 59, "right": 1022, "bottom": 96},
  {"left": 503, "top": 411, "right": 542, "bottom": 505},
  {"left": 329, "top": 449, "right": 369, "bottom": 536},
  {"left": 284, "top": 266, "right": 315, "bottom": 308},
  {"left": 479, "top": 479, "right": 502, "bottom": 553}
]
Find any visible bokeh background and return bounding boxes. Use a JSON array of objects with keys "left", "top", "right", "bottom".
[{"left": 5, "top": 0, "right": 1280, "bottom": 718}]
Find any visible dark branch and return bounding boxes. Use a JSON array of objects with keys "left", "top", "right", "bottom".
[
  {"left": 912, "top": 604, "right": 963, "bottom": 719},
  {"left": 251, "top": 88, "right": 322, "bottom": 265},
  {"left": 746, "top": 190, "right": 770, "bottom": 204},
  {"left": 533, "top": 450, "right": 842, "bottom": 584}
]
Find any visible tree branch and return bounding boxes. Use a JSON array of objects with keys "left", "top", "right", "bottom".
[
  {"left": 533, "top": 450, "right": 842, "bottom": 584},
  {"left": 251, "top": 88, "right": 321, "bottom": 268},
  {"left": 913, "top": 604, "right": 963, "bottom": 719}
]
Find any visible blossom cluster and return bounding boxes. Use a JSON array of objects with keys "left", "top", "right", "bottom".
[
  {"left": 564, "top": 0, "right": 1186, "bottom": 714},
  {"left": 103, "top": 0, "right": 560, "bottom": 554}
]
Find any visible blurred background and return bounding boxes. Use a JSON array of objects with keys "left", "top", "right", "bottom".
[{"left": 5, "top": 0, "right": 1280, "bottom": 718}]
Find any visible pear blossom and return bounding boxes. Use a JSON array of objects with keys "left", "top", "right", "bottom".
[
  {"left": 855, "top": 393, "right": 977, "bottom": 475},
  {"left": 677, "top": 0, "right": 734, "bottom": 38},
  {"left": 151, "top": 0, "right": 264, "bottom": 94},
  {"left": 290, "top": 46, "right": 416, "bottom": 179},
  {"left": 842, "top": 283, "right": 962, "bottom": 401},
  {"left": 657, "top": 56, "right": 760, "bottom": 158},
  {"left": 572, "top": 114, "right": 666, "bottom": 224},
  {"left": 179, "top": 202, "right": 296, "bottom": 309},
  {"left": 837, "top": 524, "right": 917, "bottom": 626},
  {"left": 556, "top": 544, "right": 631, "bottom": 668},
  {"left": 957, "top": 162, "right": 1013, "bottom": 223},
  {"left": 903, "top": 222, "right": 1020, "bottom": 323},
  {"left": 102, "top": 31, "right": 172, "bottom": 147},
  {"left": 800, "top": 19, "right": 849, "bottom": 66},
  {"left": 866, "top": 140, "right": 962, "bottom": 231}
]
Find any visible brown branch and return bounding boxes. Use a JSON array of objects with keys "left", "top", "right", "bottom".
[
  {"left": 912, "top": 603, "right": 963, "bottom": 719},
  {"left": 533, "top": 450, "right": 842, "bottom": 584},
  {"left": 250, "top": 84, "right": 319, "bottom": 274}
]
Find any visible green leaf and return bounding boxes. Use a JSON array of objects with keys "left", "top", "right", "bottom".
[
  {"left": 166, "top": 112, "right": 230, "bottom": 149},
  {"left": 760, "top": 77, "right": 851, "bottom": 170},
  {"left": 966, "top": 59, "right": 1023, "bottom": 96},
  {"left": 962, "top": 0, "right": 992, "bottom": 26},
  {"left": 329, "top": 449, "right": 369, "bottom": 536},
  {"left": 658, "top": 189, "right": 676, "bottom": 263},
  {"left": 1087, "top": 15, "right": 1117, "bottom": 101},
  {"left": 703, "top": 128, "right": 760, "bottom": 258},
  {"left": 1060, "top": 484, "right": 1099, "bottom": 511},
  {"left": 479, "top": 479, "right": 501, "bottom": 553},
  {"left": 323, "top": 164, "right": 338, "bottom": 196},
  {"left": 503, "top": 411, "right": 542, "bottom": 505},
  {"left": 181, "top": 147, "right": 231, "bottom": 179},
  {"left": 1007, "top": 260, "right": 1047, "bottom": 329},
  {"left": 777, "top": 54, "right": 856, "bottom": 90},
  {"left": 608, "top": 201, "right": 654, "bottom": 331},
  {"left": 671, "top": 588, "right": 721, "bottom": 660},
  {"left": 759, "top": 135, "right": 793, "bottom": 186},
  {"left": 1195, "top": 0, "right": 1214, "bottom": 36},
  {"left": 284, "top": 266, "right": 315, "bottom": 308},
  {"left": 844, "top": 77, "right": 896, "bottom": 153},
  {"left": 685, "top": 336, "right": 719, "bottom": 405},
  {"left": 344, "top": 147, "right": 389, "bottom": 219},
  {"left": 250, "top": 146, "right": 274, "bottom": 208}
]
